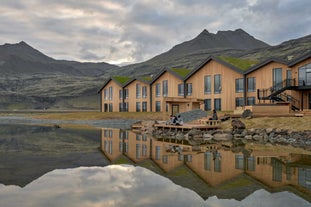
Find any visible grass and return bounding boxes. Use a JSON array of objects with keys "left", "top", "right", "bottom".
[
  {"left": 113, "top": 76, "right": 132, "bottom": 84},
  {"left": 170, "top": 68, "right": 192, "bottom": 77},
  {"left": 218, "top": 56, "right": 259, "bottom": 70}
]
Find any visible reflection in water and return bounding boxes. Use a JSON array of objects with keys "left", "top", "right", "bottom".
[
  {"left": 100, "top": 128, "right": 311, "bottom": 203},
  {"left": 0, "top": 165, "right": 310, "bottom": 207}
]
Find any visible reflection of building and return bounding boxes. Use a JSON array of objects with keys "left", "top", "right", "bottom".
[{"left": 100, "top": 129, "right": 311, "bottom": 199}]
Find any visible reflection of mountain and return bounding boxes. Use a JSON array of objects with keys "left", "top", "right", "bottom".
[{"left": 100, "top": 128, "right": 311, "bottom": 201}]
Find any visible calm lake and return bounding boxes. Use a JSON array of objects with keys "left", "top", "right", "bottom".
[{"left": 0, "top": 124, "right": 310, "bottom": 207}]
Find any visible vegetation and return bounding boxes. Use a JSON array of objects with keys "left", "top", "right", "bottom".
[
  {"left": 170, "top": 68, "right": 192, "bottom": 77},
  {"left": 218, "top": 56, "right": 259, "bottom": 70},
  {"left": 112, "top": 76, "right": 132, "bottom": 84}
]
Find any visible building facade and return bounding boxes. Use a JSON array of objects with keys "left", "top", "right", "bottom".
[{"left": 98, "top": 53, "right": 311, "bottom": 113}]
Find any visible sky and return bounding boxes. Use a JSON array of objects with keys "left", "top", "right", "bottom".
[
  {"left": 0, "top": 165, "right": 310, "bottom": 207},
  {"left": 0, "top": 0, "right": 310, "bottom": 65}
]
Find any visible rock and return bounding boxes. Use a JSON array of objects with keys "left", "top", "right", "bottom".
[
  {"left": 213, "top": 133, "right": 233, "bottom": 141},
  {"left": 231, "top": 119, "right": 246, "bottom": 129},
  {"left": 245, "top": 135, "right": 253, "bottom": 140},
  {"left": 253, "top": 135, "right": 263, "bottom": 142},
  {"left": 242, "top": 109, "right": 253, "bottom": 119}
]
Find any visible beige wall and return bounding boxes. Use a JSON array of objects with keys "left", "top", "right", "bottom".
[
  {"left": 186, "top": 60, "right": 244, "bottom": 111},
  {"left": 100, "top": 80, "right": 123, "bottom": 112},
  {"left": 151, "top": 71, "right": 184, "bottom": 112},
  {"left": 125, "top": 80, "right": 150, "bottom": 112}
]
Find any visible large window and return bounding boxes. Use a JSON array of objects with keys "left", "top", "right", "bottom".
[
  {"left": 186, "top": 83, "right": 192, "bottom": 96},
  {"left": 155, "top": 83, "right": 161, "bottom": 97},
  {"left": 204, "top": 75, "right": 211, "bottom": 94},
  {"left": 124, "top": 89, "right": 129, "bottom": 99},
  {"left": 247, "top": 77, "right": 256, "bottom": 92},
  {"left": 155, "top": 146, "right": 161, "bottom": 160},
  {"left": 119, "top": 89, "right": 123, "bottom": 100},
  {"left": 136, "top": 84, "right": 141, "bottom": 98},
  {"left": 204, "top": 152, "right": 212, "bottom": 171},
  {"left": 142, "top": 86, "right": 147, "bottom": 98},
  {"left": 104, "top": 89, "right": 108, "bottom": 100},
  {"left": 108, "top": 103, "right": 113, "bottom": 112},
  {"left": 214, "top": 98, "right": 221, "bottom": 111},
  {"left": 155, "top": 101, "right": 161, "bottom": 112},
  {"left": 108, "top": 87, "right": 113, "bottom": 100},
  {"left": 178, "top": 83, "right": 184, "bottom": 96},
  {"left": 247, "top": 97, "right": 256, "bottom": 106},
  {"left": 162, "top": 80, "right": 168, "bottom": 97},
  {"left": 273, "top": 68, "right": 283, "bottom": 90},
  {"left": 235, "top": 78, "right": 244, "bottom": 93},
  {"left": 136, "top": 102, "right": 141, "bottom": 112},
  {"left": 142, "top": 101, "right": 147, "bottom": 112},
  {"left": 235, "top": 97, "right": 244, "bottom": 107},
  {"left": 214, "top": 74, "right": 222, "bottom": 94},
  {"left": 298, "top": 63, "right": 311, "bottom": 86},
  {"left": 204, "top": 99, "right": 211, "bottom": 111}
]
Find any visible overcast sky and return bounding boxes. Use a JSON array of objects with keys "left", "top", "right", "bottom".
[{"left": 0, "top": 0, "right": 310, "bottom": 65}]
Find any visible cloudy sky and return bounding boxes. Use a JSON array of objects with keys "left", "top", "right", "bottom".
[
  {"left": 0, "top": 0, "right": 310, "bottom": 65},
  {"left": 0, "top": 165, "right": 310, "bottom": 207}
]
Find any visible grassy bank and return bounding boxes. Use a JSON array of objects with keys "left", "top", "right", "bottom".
[{"left": 1, "top": 111, "right": 311, "bottom": 131}]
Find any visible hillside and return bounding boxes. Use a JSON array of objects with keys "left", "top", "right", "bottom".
[{"left": 0, "top": 29, "right": 310, "bottom": 110}]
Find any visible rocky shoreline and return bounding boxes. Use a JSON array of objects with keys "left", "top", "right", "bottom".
[{"left": 150, "top": 119, "right": 311, "bottom": 150}]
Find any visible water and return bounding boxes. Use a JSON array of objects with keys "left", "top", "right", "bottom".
[{"left": 0, "top": 124, "right": 310, "bottom": 207}]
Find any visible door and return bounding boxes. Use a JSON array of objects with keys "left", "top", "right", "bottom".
[
  {"left": 273, "top": 68, "right": 283, "bottom": 91},
  {"left": 172, "top": 104, "right": 179, "bottom": 115},
  {"left": 309, "top": 93, "right": 311, "bottom": 109}
]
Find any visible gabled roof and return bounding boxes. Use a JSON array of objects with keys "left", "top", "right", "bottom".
[
  {"left": 97, "top": 76, "right": 133, "bottom": 93},
  {"left": 244, "top": 58, "right": 288, "bottom": 75},
  {"left": 288, "top": 51, "right": 311, "bottom": 67},
  {"left": 150, "top": 68, "right": 185, "bottom": 84},
  {"left": 184, "top": 56, "right": 244, "bottom": 80},
  {"left": 123, "top": 76, "right": 152, "bottom": 87}
]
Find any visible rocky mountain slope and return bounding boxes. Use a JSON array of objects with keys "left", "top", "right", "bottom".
[{"left": 0, "top": 29, "right": 310, "bottom": 110}]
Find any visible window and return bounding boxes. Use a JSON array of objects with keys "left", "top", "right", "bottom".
[
  {"left": 124, "top": 102, "right": 128, "bottom": 112},
  {"left": 104, "top": 104, "right": 108, "bottom": 112},
  {"left": 162, "top": 155, "right": 168, "bottom": 164},
  {"left": 155, "top": 146, "right": 161, "bottom": 160},
  {"left": 136, "top": 84, "right": 141, "bottom": 98},
  {"left": 119, "top": 102, "right": 123, "bottom": 112},
  {"left": 235, "top": 78, "right": 244, "bottom": 93},
  {"left": 204, "top": 99, "right": 211, "bottom": 111},
  {"left": 136, "top": 144, "right": 141, "bottom": 159},
  {"left": 119, "top": 141, "right": 123, "bottom": 152},
  {"left": 214, "top": 74, "right": 222, "bottom": 94},
  {"left": 235, "top": 155, "right": 244, "bottom": 169},
  {"left": 124, "top": 89, "right": 129, "bottom": 99},
  {"left": 119, "top": 89, "right": 123, "bottom": 100},
  {"left": 142, "top": 86, "right": 147, "bottom": 98},
  {"left": 204, "top": 75, "right": 211, "bottom": 94},
  {"left": 155, "top": 101, "right": 161, "bottom": 112},
  {"left": 247, "top": 77, "right": 256, "bottom": 92},
  {"left": 136, "top": 102, "right": 141, "bottom": 112},
  {"left": 162, "top": 80, "right": 168, "bottom": 97},
  {"left": 104, "top": 89, "right": 108, "bottom": 100},
  {"left": 214, "top": 99, "right": 221, "bottom": 111},
  {"left": 155, "top": 83, "right": 161, "bottom": 97},
  {"left": 109, "top": 87, "right": 113, "bottom": 100},
  {"left": 298, "top": 63, "right": 311, "bottom": 86},
  {"left": 108, "top": 103, "right": 113, "bottom": 112},
  {"left": 186, "top": 83, "right": 192, "bottom": 96},
  {"left": 142, "top": 102, "right": 147, "bottom": 112},
  {"left": 247, "top": 156, "right": 255, "bottom": 171},
  {"left": 214, "top": 152, "right": 221, "bottom": 172},
  {"left": 272, "top": 158, "right": 282, "bottom": 182},
  {"left": 247, "top": 97, "right": 255, "bottom": 106},
  {"left": 204, "top": 152, "right": 212, "bottom": 171},
  {"left": 142, "top": 144, "right": 147, "bottom": 157},
  {"left": 178, "top": 83, "right": 184, "bottom": 96},
  {"left": 235, "top": 97, "right": 244, "bottom": 107}
]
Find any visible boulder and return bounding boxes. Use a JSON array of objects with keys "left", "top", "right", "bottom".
[
  {"left": 242, "top": 109, "right": 253, "bottom": 119},
  {"left": 231, "top": 119, "right": 246, "bottom": 129},
  {"left": 213, "top": 133, "right": 233, "bottom": 141}
]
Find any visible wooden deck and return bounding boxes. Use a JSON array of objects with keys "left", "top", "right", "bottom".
[{"left": 154, "top": 121, "right": 221, "bottom": 131}]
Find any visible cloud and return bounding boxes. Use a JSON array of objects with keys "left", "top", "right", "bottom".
[
  {"left": 0, "top": 165, "right": 310, "bottom": 207},
  {"left": 0, "top": 0, "right": 310, "bottom": 65}
]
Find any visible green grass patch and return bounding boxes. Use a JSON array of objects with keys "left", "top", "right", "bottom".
[
  {"left": 219, "top": 177, "right": 252, "bottom": 190},
  {"left": 218, "top": 56, "right": 259, "bottom": 70},
  {"left": 170, "top": 68, "right": 192, "bottom": 77},
  {"left": 113, "top": 76, "right": 132, "bottom": 84}
]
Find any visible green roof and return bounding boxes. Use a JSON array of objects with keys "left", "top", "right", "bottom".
[
  {"left": 113, "top": 76, "right": 132, "bottom": 84},
  {"left": 218, "top": 56, "right": 259, "bottom": 70},
  {"left": 140, "top": 76, "right": 153, "bottom": 82},
  {"left": 170, "top": 68, "right": 192, "bottom": 77}
]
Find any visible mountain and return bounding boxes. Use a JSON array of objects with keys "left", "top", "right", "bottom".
[
  {"left": 0, "top": 41, "right": 120, "bottom": 76},
  {"left": 0, "top": 29, "right": 310, "bottom": 110},
  {"left": 120, "top": 29, "right": 311, "bottom": 77}
]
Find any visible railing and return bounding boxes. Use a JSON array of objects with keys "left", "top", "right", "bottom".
[
  {"left": 257, "top": 79, "right": 296, "bottom": 100},
  {"left": 273, "top": 93, "right": 300, "bottom": 111}
]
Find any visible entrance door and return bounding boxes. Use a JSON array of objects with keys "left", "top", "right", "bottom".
[
  {"left": 172, "top": 104, "right": 179, "bottom": 115},
  {"left": 309, "top": 93, "right": 311, "bottom": 109},
  {"left": 273, "top": 68, "right": 283, "bottom": 90}
]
